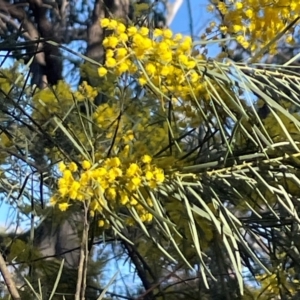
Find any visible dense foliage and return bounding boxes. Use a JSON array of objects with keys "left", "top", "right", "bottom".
[{"left": 1, "top": 0, "right": 300, "bottom": 299}]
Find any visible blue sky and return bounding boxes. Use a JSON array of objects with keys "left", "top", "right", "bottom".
[{"left": 172, "top": 0, "right": 208, "bottom": 36}]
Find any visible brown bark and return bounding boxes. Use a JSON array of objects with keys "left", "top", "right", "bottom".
[
  {"left": 0, "top": 0, "right": 63, "bottom": 88},
  {"left": 28, "top": 0, "right": 63, "bottom": 87},
  {"left": 85, "top": 0, "right": 105, "bottom": 63},
  {"left": 0, "top": 0, "right": 46, "bottom": 66}
]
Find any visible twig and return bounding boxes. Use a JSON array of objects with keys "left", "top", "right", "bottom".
[
  {"left": 122, "top": 241, "right": 154, "bottom": 300},
  {"left": 75, "top": 201, "right": 90, "bottom": 300},
  {"left": 0, "top": 252, "right": 21, "bottom": 300},
  {"left": 135, "top": 262, "right": 185, "bottom": 300},
  {"left": 87, "top": 284, "right": 135, "bottom": 300}
]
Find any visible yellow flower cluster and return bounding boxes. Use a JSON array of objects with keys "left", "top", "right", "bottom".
[
  {"left": 33, "top": 80, "right": 98, "bottom": 120},
  {"left": 213, "top": 0, "right": 300, "bottom": 53},
  {"left": 50, "top": 155, "right": 165, "bottom": 225},
  {"left": 91, "top": 101, "right": 184, "bottom": 160},
  {"left": 98, "top": 18, "right": 208, "bottom": 101},
  {"left": 73, "top": 81, "right": 98, "bottom": 102},
  {"left": 256, "top": 269, "right": 298, "bottom": 297},
  {"left": 33, "top": 81, "right": 73, "bottom": 118}
]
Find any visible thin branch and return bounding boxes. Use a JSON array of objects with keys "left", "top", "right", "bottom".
[
  {"left": 135, "top": 262, "right": 185, "bottom": 300},
  {"left": 0, "top": 252, "right": 21, "bottom": 300},
  {"left": 9, "top": 238, "right": 116, "bottom": 266},
  {"left": 75, "top": 201, "right": 90, "bottom": 300},
  {"left": 87, "top": 284, "right": 135, "bottom": 300},
  {"left": 0, "top": 0, "right": 46, "bottom": 66},
  {"left": 122, "top": 240, "right": 154, "bottom": 300}
]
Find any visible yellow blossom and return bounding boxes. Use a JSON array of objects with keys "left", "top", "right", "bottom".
[
  {"left": 108, "top": 167, "right": 122, "bottom": 180},
  {"left": 153, "top": 168, "right": 164, "bottom": 183},
  {"left": 98, "top": 220, "right": 105, "bottom": 227},
  {"left": 154, "top": 28, "right": 163, "bottom": 37},
  {"left": 220, "top": 25, "right": 228, "bottom": 34},
  {"left": 59, "top": 203, "right": 70, "bottom": 211},
  {"left": 116, "top": 48, "right": 128, "bottom": 59},
  {"left": 145, "top": 63, "right": 156, "bottom": 76},
  {"left": 119, "top": 33, "right": 128, "bottom": 42},
  {"left": 245, "top": 8, "right": 254, "bottom": 19},
  {"left": 106, "top": 187, "right": 117, "bottom": 200},
  {"left": 63, "top": 170, "right": 73, "bottom": 180},
  {"left": 92, "top": 167, "right": 107, "bottom": 178},
  {"left": 145, "top": 171, "right": 153, "bottom": 181},
  {"left": 127, "top": 26, "right": 137, "bottom": 36},
  {"left": 71, "top": 181, "right": 81, "bottom": 191},
  {"left": 233, "top": 25, "right": 243, "bottom": 33},
  {"left": 106, "top": 157, "right": 121, "bottom": 168},
  {"left": 235, "top": 2, "right": 243, "bottom": 9},
  {"left": 69, "top": 162, "right": 78, "bottom": 172},
  {"left": 58, "top": 162, "right": 66, "bottom": 172},
  {"left": 50, "top": 196, "right": 57, "bottom": 206},
  {"left": 107, "top": 19, "right": 117, "bottom": 30},
  {"left": 173, "top": 33, "right": 183, "bottom": 42},
  {"left": 116, "top": 23, "right": 126, "bottom": 34},
  {"left": 138, "top": 77, "right": 147, "bottom": 86},
  {"left": 106, "top": 36, "right": 119, "bottom": 48},
  {"left": 106, "top": 49, "right": 114, "bottom": 58},
  {"left": 117, "top": 63, "right": 129, "bottom": 74},
  {"left": 100, "top": 18, "right": 110, "bottom": 28},
  {"left": 130, "top": 198, "right": 138, "bottom": 205},
  {"left": 131, "top": 176, "right": 141, "bottom": 187},
  {"left": 126, "top": 163, "right": 140, "bottom": 177},
  {"left": 163, "top": 29, "right": 173, "bottom": 39},
  {"left": 139, "top": 27, "right": 149, "bottom": 36},
  {"left": 82, "top": 160, "right": 92, "bottom": 170},
  {"left": 145, "top": 213, "right": 153, "bottom": 222},
  {"left": 106, "top": 57, "right": 117, "bottom": 68},
  {"left": 120, "top": 191, "right": 129, "bottom": 205},
  {"left": 142, "top": 155, "right": 152, "bottom": 164},
  {"left": 217, "top": 2, "right": 227, "bottom": 14},
  {"left": 160, "top": 65, "right": 170, "bottom": 76}
]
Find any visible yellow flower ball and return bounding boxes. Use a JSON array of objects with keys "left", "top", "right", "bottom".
[
  {"left": 154, "top": 28, "right": 163, "bottom": 37},
  {"left": 58, "top": 203, "right": 70, "bottom": 211},
  {"left": 105, "top": 57, "right": 117, "bottom": 68},
  {"left": 119, "top": 33, "right": 128, "bottom": 42},
  {"left": 107, "top": 19, "right": 117, "bottom": 30},
  {"left": 58, "top": 161, "right": 66, "bottom": 172},
  {"left": 82, "top": 160, "right": 92, "bottom": 170},
  {"left": 106, "top": 49, "right": 114, "bottom": 58},
  {"left": 116, "top": 23, "right": 126, "bottom": 34},
  {"left": 98, "top": 67, "right": 107, "bottom": 77},
  {"left": 163, "top": 29, "right": 173, "bottom": 39},
  {"left": 98, "top": 220, "right": 105, "bottom": 227},
  {"left": 116, "top": 48, "right": 128, "bottom": 59},
  {"left": 127, "top": 26, "right": 137, "bottom": 36},
  {"left": 141, "top": 155, "right": 152, "bottom": 163},
  {"left": 100, "top": 18, "right": 110, "bottom": 28},
  {"left": 69, "top": 162, "right": 78, "bottom": 172},
  {"left": 235, "top": 2, "right": 243, "bottom": 9},
  {"left": 139, "top": 27, "right": 149, "bottom": 36}
]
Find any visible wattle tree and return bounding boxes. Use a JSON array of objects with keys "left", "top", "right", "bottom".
[{"left": 1, "top": 1, "right": 300, "bottom": 299}]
